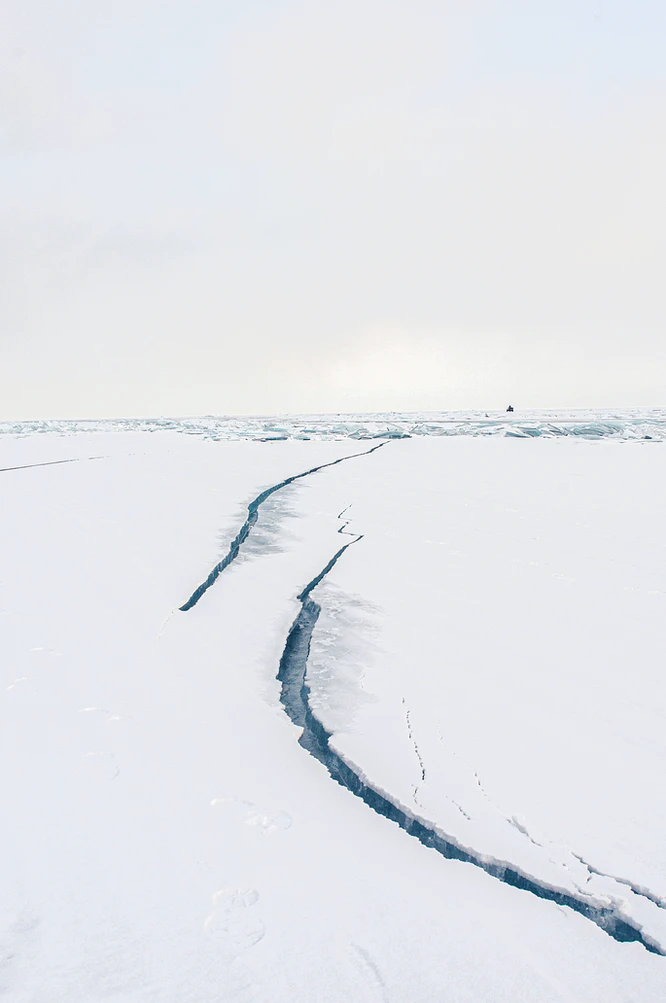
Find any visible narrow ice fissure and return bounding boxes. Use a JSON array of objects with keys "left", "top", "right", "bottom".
[
  {"left": 179, "top": 443, "right": 386, "bottom": 611},
  {"left": 571, "top": 854, "right": 666, "bottom": 911},
  {"left": 402, "top": 699, "right": 426, "bottom": 804},
  {"left": 276, "top": 547, "right": 665, "bottom": 956},
  {"left": 0, "top": 456, "right": 106, "bottom": 473},
  {"left": 403, "top": 703, "right": 426, "bottom": 784},
  {"left": 337, "top": 505, "right": 356, "bottom": 538},
  {"left": 352, "top": 944, "right": 390, "bottom": 1003}
]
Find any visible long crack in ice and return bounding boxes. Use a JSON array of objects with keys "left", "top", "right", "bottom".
[
  {"left": 0, "top": 456, "right": 106, "bottom": 473},
  {"left": 276, "top": 545, "right": 665, "bottom": 956},
  {"left": 179, "top": 443, "right": 387, "bottom": 611}
]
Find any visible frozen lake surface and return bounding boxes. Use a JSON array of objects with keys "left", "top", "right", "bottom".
[{"left": 1, "top": 418, "right": 665, "bottom": 1001}]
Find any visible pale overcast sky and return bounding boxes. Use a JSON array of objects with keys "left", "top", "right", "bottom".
[{"left": 2, "top": 1, "right": 665, "bottom": 418}]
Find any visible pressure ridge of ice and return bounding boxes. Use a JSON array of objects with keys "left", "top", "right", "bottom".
[{"left": 2, "top": 408, "right": 666, "bottom": 441}]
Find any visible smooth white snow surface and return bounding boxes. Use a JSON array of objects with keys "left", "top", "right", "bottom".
[{"left": 1, "top": 430, "right": 665, "bottom": 1001}]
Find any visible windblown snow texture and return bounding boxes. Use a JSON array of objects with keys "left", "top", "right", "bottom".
[
  {"left": 179, "top": 443, "right": 386, "bottom": 611},
  {"left": 277, "top": 548, "right": 665, "bottom": 956}
]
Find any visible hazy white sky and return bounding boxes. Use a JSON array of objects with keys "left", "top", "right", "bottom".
[{"left": 2, "top": 1, "right": 665, "bottom": 418}]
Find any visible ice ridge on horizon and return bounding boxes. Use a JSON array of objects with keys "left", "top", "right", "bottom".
[{"left": 2, "top": 408, "right": 666, "bottom": 442}]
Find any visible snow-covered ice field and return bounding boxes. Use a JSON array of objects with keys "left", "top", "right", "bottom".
[{"left": 1, "top": 414, "right": 665, "bottom": 1001}]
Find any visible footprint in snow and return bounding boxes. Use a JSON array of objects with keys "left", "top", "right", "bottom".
[
  {"left": 78, "top": 751, "right": 119, "bottom": 780},
  {"left": 6, "top": 676, "right": 39, "bottom": 695},
  {"left": 6, "top": 649, "right": 64, "bottom": 697},
  {"left": 78, "top": 707, "right": 124, "bottom": 725},
  {"left": 211, "top": 797, "right": 292, "bottom": 835},
  {"left": 244, "top": 808, "right": 292, "bottom": 834},
  {"left": 204, "top": 887, "right": 265, "bottom": 958}
]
